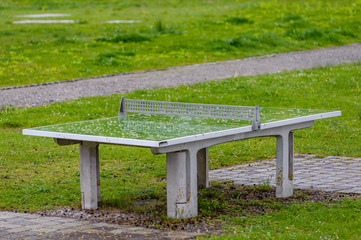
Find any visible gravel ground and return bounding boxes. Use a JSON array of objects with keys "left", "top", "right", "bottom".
[{"left": 1, "top": 43, "right": 361, "bottom": 108}]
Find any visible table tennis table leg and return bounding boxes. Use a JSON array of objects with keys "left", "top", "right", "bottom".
[
  {"left": 166, "top": 150, "right": 198, "bottom": 218},
  {"left": 79, "top": 142, "right": 100, "bottom": 209},
  {"left": 197, "top": 148, "right": 209, "bottom": 188},
  {"left": 275, "top": 131, "right": 294, "bottom": 198}
]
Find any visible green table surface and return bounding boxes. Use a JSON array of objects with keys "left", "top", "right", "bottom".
[{"left": 29, "top": 108, "right": 329, "bottom": 141}]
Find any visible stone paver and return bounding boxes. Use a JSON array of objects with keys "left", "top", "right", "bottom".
[
  {"left": 0, "top": 212, "right": 200, "bottom": 240},
  {"left": 210, "top": 154, "right": 361, "bottom": 194}
]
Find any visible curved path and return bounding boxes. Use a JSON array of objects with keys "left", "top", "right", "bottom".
[{"left": 1, "top": 43, "right": 361, "bottom": 108}]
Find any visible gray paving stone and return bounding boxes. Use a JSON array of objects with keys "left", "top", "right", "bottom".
[
  {"left": 3, "top": 233, "right": 26, "bottom": 240},
  {"left": 342, "top": 183, "right": 361, "bottom": 187},
  {"left": 6, "top": 228, "right": 30, "bottom": 233},
  {"left": 108, "top": 229, "right": 126, "bottom": 234},
  {"left": 52, "top": 221, "right": 86, "bottom": 229},
  {"left": 0, "top": 223, "right": 21, "bottom": 229},
  {"left": 27, "top": 218, "right": 63, "bottom": 225},
  {"left": 0, "top": 231, "right": 10, "bottom": 237},
  {"left": 210, "top": 154, "right": 361, "bottom": 195},
  {"left": 0, "top": 213, "right": 18, "bottom": 220},
  {"left": 5, "top": 219, "right": 30, "bottom": 225}
]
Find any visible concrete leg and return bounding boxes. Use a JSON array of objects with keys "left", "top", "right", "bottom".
[
  {"left": 275, "top": 131, "right": 294, "bottom": 197},
  {"left": 197, "top": 148, "right": 209, "bottom": 188},
  {"left": 288, "top": 132, "right": 294, "bottom": 181},
  {"left": 166, "top": 150, "right": 198, "bottom": 218},
  {"left": 79, "top": 142, "right": 100, "bottom": 209}
]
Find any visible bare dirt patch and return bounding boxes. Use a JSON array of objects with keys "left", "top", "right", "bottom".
[{"left": 37, "top": 182, "right": 361, "bottom": 235}]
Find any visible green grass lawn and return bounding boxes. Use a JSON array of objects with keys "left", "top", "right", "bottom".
[
  {"left": 205, "top": 198, "right": 361, "bottom": 239},
  {"left": 1, "top": 63, "right": 361, "bottom": 238},
  {"left": 0, "top": 0, "right": 360, "bottom": 87}
]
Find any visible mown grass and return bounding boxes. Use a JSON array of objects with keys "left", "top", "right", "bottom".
[
  {"left": 205, "top": 198, "right": 361, "bottom": 239},
  {"left": 0, "top": 63, "right": 361, "bottom": 238},
  {"left": 0, "top": 0, "right": 360, "bottom": 87}
]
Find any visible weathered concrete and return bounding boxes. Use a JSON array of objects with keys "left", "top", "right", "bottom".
[{"left": 79, "top": 142, "right": 100, "bottom": 209}]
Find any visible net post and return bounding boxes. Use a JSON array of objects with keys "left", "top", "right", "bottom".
[
  {"left": 252, "top": 105, "right": 261, "bottom": 130},
  {"left": 118, "top": 97, "right": 127, "bottom": 117}
]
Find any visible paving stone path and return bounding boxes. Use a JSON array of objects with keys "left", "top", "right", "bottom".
[
  {"left": 211, "top": 154, "right": 361, "bottom": 194},
  {"left": 0, "top": 212, "right": 200, "bottom": 240}
]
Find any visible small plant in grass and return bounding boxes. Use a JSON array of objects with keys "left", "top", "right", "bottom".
[
  {"left": 101, "top": 191, "right": 136, "bottom": 209},
  {"left": 228, "top": 34, "right": 259, "bottom": 48},
  {"left": 92, "top": 50, "right": 136, "bottom": 67},
  {"left": 155, "top": 19, "right": 166, "bottom": 33},
  {"left": 226, "top": 16, "right": 253, "bottom": 25},
  {"left": 255, "top": 179, "right": 272, "bottom": 192},
  {"left": 283, "top": 14, "right": 304, "bottom": 22},
  {"left": 281, "top": 14, "right": 309, "bottom": 28},
  {"left": 151, "top": 19, "right": 181, "bottom": 35},
  {"left": 0, "top": 105, "right": 17, "bottom": 113},
  {"left": 214, "top": 32, "right": 292, "bottom": 51},
  {"left": 1, "top": 120, "right": 22, "bottom": 128},
  {"left": 97, "top": 32, "right": 151, "bottom": 43},
  {"left": 99, "top": 186, "right": 166, "bottom": 216},
  {"left": 285, "top": 28, "right": 348, "bottom": 44}
]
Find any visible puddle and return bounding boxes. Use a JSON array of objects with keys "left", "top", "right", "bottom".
[
  {"left": 15, "top": 14, "right": 71, "bottom": 18},
  {"left": 13, "top": 20, "right": 76, "bottom": 24}
]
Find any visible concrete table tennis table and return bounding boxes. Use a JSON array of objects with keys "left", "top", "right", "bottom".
[{"left": 23, "top": 98, "right": 341, "bottom": 219}]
